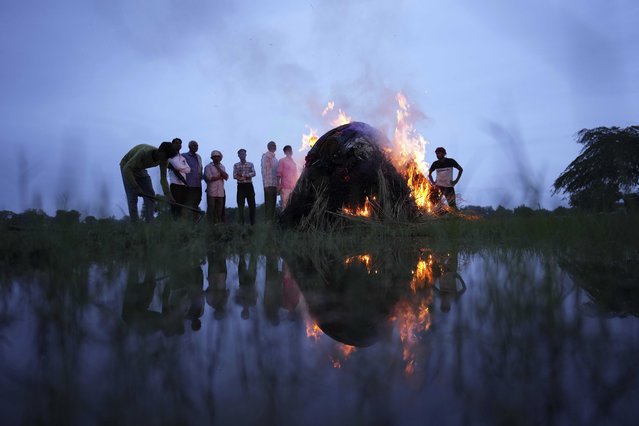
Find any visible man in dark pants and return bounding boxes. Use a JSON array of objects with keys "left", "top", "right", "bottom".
[
  {"left": 120, "top": 142, "right": 177, "bottom": 222},
  {"left": 183, "top": 140, "right": 204, "bottom": 222},
  {"left": 428, "top": 146, "right": 463, "bottom": 211},
  {"left": 233, "top": 148, "right": 256, "bottom": 225},
  {"left": 261, "top": 140, "right": 278, "bottom": 221}
]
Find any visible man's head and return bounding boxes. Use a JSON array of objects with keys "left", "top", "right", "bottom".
[
  {"left": 211, "top": 150, "right": 222, "bottom": 164},
  {"left": 172, "top": 138, "right": 183, "bottom": 152},
  {"left": 237, "top": 148, "right": 247, "bottom": 162},
  {"left": 435, "top": 147, "right": 447, "bottom": 160},
  {"left": 283, "top": 145, "right": 293, "bottom": 157},
  {"left": 158, "top": 141, "right": 178, "bottom": 159},
  {"left": 189, "top": 140, "right": 198, "bottom": 154},
  {"left": 267, "top": 141, "right": 277, "bottom": 153}
]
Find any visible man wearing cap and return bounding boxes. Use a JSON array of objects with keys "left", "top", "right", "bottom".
[
  {"left": 184, "top": 140, "right": 204, "bottom": 221},
  {"left": 233, "top": 149, "right": 256, "bottom": 225},
  {"left": 428, "top": 147, "right": 463, "bottom": 211},
  {"left": 204, "top": 150, "right": 228, "bottom": 224},
  {"left": 120, "top": 142, "right": 177, "bottom": 222}
]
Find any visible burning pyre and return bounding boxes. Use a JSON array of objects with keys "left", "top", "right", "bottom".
[{"left": 282, "top": 94, "right": 436, "bottom": 228}]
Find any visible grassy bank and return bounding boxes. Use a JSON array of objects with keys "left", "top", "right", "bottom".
[{"left": 2, "top": 208, "right": 638, "bottom": 268}]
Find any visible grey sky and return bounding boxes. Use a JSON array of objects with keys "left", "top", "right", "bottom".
[{"left": 1, "top": 0, "right": 637, "bottom": 216}]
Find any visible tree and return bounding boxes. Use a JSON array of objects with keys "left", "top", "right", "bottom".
[{"left": 553, "top": 126, "right": 639, "bottom": 211}]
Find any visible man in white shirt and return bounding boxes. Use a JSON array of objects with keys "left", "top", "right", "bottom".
[
  {"left": 168, "top": 138, "right": 191, "bottom": 219},
  {"left": 261, "top": 141, "right": 278, "bottom": 221}
]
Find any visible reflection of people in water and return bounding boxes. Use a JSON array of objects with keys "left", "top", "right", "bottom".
[
  {"left": 205, "top": 250, "right": 229, "bottom": 320},
  {"left": 122, "top": 263, "right": 164, "bottom": 333},
  {"left": 264, "top": 254, "right": 282, "bottom": 325},
  {"left": 162, "top": 258, "right": 205, "bottom": 335},
  {"left": 235, "top": 253, "right": 257, "bottom": 320},
  {"left": 434, "top": 252, "right": 467, "bottom": 313},
  {"left": 185, "top": 261, "right": 205, "bottom": 331}
]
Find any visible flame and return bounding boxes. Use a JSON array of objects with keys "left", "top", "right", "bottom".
[
  {"left": 300, "top": 125, "right": 319, "bottom": 151},
  {"left": 388, "top": 93, "right": 432, "bottom": 211},
  {"left": 341, "top": 196, "right": 375, "bottom": 218}
]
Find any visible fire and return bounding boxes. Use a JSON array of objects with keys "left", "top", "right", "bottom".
[
  {"left": 300, "top": 125, "right": 319, "bottom": 152},
  {"left": 389, "top": 93, "right": 432, "bottom": 211},
  {"left": 321, "top": 100, "right": 352, "bottom": 127},
  {"left": 341, "top": 196, "right": 375, "bottom": 218},
  {"left": 300, "top": 93, "right": 434, "bottom": 215}
]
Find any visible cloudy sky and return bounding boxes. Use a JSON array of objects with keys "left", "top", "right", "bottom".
[{"left": 1, "top": 0, "right": 637, "bottom": 217}]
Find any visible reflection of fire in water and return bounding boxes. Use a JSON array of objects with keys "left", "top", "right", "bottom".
[
  {"left": 391, "top": 254, "right": 435, "bottom": 375},
  {"left": 300, "top": 93, "right": 432, "bottom": 216},
  {"left": 305, "top": 319, "right": 358, "bottom": 369},
  {"left": 306, "top": 319, "right": 323, "bottom": 342},
  {"left": 331, "top": 344, "right": 357, "bottom": 369},
  {"left": 344, "top": 253, "right": 378, "bottom": 275},
  {"left": 391, "top": 298, "right": 432, "bottom": 375},
  {"left": 410, "top": 255, "right": 433, "bottom": 292}
]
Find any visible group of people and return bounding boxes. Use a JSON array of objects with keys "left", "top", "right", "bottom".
[{"left": 120, "top": 138, "right": 299, "bottom": 224}]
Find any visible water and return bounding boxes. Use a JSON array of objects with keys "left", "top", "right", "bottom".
[{"left": 1, "top": 246, "right": 638, "bottom": 425}]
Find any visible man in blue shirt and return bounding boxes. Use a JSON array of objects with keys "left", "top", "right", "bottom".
[{"left": 183, "top": 140, "right": 204, "bottom": 221}]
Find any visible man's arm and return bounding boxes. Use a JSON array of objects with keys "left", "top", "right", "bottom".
[
  {"left": 428, "top": 165, "right": 436, "bottom": 186},
  {"left": 452, "top": 161, "right": 463, "bottom": 185},
  {"left": 233, "top": 163, "right": 240, "bottom": 180},
  {"left": 219, "top": 165, "right": 229, "bottom": 181},
  {"left": 247, "top": 163, "right": 256, "bottom": 178}
]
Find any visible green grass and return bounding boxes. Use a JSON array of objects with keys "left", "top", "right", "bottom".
[{"left": 2, "top": 208, "right": 638, "bottom": 272}]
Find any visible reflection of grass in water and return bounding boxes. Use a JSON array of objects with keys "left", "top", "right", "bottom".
[{"left": 1, "top": 210, "right": 639, "bottom": 424}]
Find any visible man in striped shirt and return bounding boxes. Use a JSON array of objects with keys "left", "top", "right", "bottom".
[
  {"left": 428, "top": 146, "right": 463, "bottom": 211},
  {"left": 233, "top": 149, "right": 256, "bottom": 225}
]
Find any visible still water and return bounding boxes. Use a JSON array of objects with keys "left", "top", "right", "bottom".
[{"left": 1, "top": 246, "right": 638, "bottom": 425}]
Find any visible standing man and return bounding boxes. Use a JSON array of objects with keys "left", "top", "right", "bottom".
[
  {"left": 277, "top": 145, "right": 298, "bottom": 209},
  {"left": 233, "top": 148, "right": 256, "bottom": 225},
  {"left": 204, "top": 150, "right": 228, "bottom": 224},
  {"left": 261, "top": 141, "right": 278, "bottom": 221},
  {"left": 184, "top": 140, "right": 204, "bottom": 221},
  {"left": 120, "top": 142, "right": 177, "bottom": 222},
  {"left": 428, "top": 146, "right": 463, "bottom": 211},
  {"left": 168, "top": 138, "right": 191, "bottom": 219}
]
